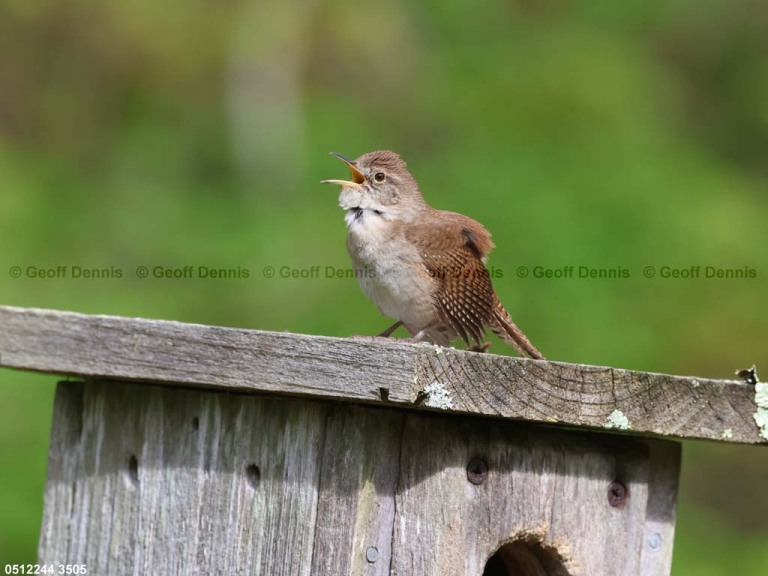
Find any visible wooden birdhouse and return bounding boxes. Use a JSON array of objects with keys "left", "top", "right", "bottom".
[{"left": 1, "top": 306, "right": 764, "bottom": 575}]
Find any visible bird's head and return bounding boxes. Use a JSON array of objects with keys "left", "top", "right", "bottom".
[{"left": 322, "top": 150, "right": 427, "bottom": 223}]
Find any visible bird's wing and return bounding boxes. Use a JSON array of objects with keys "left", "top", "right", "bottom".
[{"left": 404, "top": 211, "right": 496, "bottom": 345}]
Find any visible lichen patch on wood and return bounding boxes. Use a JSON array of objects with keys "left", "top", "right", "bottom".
[
  {"left": 421, "top": 382, "right": 453, "bottom": 409},
  {"left": 605, "top": 409, "right": 632, "bottom": 430},
  {"left": 754, "top": 380, "right": 768, "bottom": 440}
]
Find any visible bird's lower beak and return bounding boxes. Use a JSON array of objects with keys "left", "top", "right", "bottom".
[{"left": 321, "top": 152, "right": 367, "bottom": 187}]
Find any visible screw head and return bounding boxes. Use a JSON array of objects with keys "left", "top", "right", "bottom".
[
  {"left": 607, "top": 481, "right": 628, "bottom": 507},
  {"left": 466, "top": 457, "right": 488, "bottom": 485}
]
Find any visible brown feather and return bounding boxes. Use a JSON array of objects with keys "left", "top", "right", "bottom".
[
  {"left": 488, "top": 300, "right": 545, "bottom": 359},
  {"left": 404, "top": 208, "right": 543, "bottom": 358},
  {"left": 405, "top": 210, "right": 495, "bottom": 347}
]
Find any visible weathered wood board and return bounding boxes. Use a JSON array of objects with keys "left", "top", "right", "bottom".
[
  {"left": 0, "top": 306, "right": 762, "bottom": 444},
  {"left": 39, "top": 380, "right": 680, "bottom": 576}
]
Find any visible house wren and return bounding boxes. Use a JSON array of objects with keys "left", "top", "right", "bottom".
[{"left": 322, "top": 150, "right": 544, "bottom": 359}]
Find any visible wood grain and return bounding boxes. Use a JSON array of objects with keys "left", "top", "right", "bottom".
[
  {"left": 392, "top": 414, "right": 680, "bottom": 576},
  {"left": 39, "top": 381, "right": 327, "bottom": 575},
  {"left": 39, "top": 381, "right": 681, "bottom": 576},
  {"left": 0, "top": 305, "right": 762, "bottom": 444},
  {"left": 310, "top": 407, "right": 404, "bottom": 576}
]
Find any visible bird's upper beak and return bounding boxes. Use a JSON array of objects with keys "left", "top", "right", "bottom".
[{"left": 321, "top": 152, "right": 367, "bottom": 187}]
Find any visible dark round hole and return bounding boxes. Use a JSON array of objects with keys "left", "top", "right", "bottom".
[
  {"left": 192, "top": 416, "right": 200, "bottom": 431},
  {"left": 484, "top": 553, "right": 507, "bottom": 576},
  {"left": 246, "top": 464, "right": 261, "bottom": 490},
  {"left": 483, "top": 539, "right": 570, "bottom": 576},
  {"left": 126, "top": 454, "right": 139, "bottom": 487}
]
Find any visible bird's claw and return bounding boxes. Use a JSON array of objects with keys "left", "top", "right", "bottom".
[{"left": 468, "top": 341, "right": 492, "bottom": 353}]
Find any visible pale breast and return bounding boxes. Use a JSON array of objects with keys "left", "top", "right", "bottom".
[{"left": 345, "top": 211, "right": 437, "bottom": 331}]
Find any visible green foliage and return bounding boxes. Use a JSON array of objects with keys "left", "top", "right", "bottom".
[{"left": 1, "top": 0, "right": 766, "bottom": 570}]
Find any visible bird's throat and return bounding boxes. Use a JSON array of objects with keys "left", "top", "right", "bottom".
[{"left": 344, "top": 207, "right": 385, "bottom": 229}]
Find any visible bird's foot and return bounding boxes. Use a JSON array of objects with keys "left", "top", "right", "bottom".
[
  {"left": 397, "top": 337, "right": 431, "bottom": 345},
  {"left": 468, "top": 341, "right": 492, "bottom": 353},
  {"left": 397, "top": 326, "right": 433, "bottom": 344},
  {"left": 349, "top": 335, "right": 399, "bottom": 345},
  {"left": 350, "top": 334, "right": 433, "bottom": 347},
  {"left": 351, "top": 322, "right": 435, "bottom": 346}
]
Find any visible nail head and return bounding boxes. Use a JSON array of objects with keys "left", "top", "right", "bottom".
[{"left": 366, "top": 546, "right": 378, "bottom": 563}]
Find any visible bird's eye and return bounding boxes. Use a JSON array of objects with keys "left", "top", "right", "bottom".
[{"left": 374, "top": 172, "right": 386, "bottom": 183}]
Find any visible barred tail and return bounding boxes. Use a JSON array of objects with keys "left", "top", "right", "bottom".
[{"left": 488, "top": 300, "right": 545, "bottom": 360}]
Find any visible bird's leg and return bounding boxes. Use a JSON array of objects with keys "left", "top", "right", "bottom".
[
  {"left": 350, "top": 321, "right": 404, "bottom": 344},
  {"left": 377, "top": 321, "right": 403, "bottom": 338},
  {"left": 397, "top": 322, "right": 438, "bottom": 344},
  {"left": 350, "top": 334, "right": 400, "bottom": 344},
  {"left": 352, "top": 322, "right": 434, "bottom": 346},
  {"left": 410, "top": 327, "right": 430, "bottom": 341},
  {"left": 468, "top": 341, "right": 492, "bottom": 353}
]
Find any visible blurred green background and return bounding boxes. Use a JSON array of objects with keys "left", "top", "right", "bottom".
[{"left": 1, "top": 0, "right": 767, "bottom": 572}]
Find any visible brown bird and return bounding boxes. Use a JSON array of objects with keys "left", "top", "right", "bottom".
[{"left": 322, "top": 150, "right": 544, "bottom": 359}]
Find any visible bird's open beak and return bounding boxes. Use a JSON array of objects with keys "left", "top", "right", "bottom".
[{"left": 321, "top": 152, "right": 367, "bottom": 187}]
